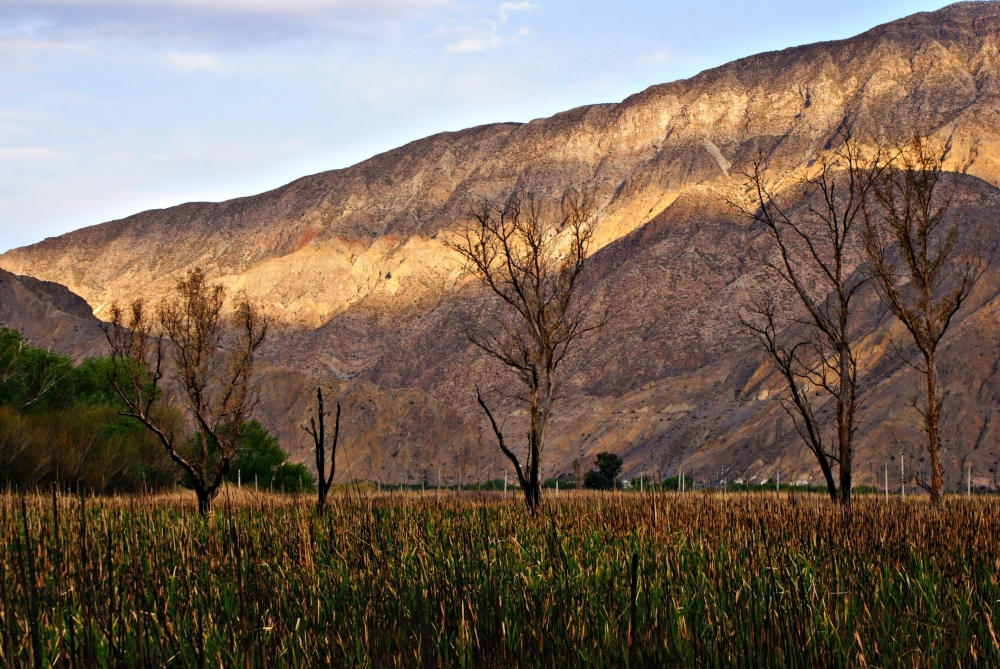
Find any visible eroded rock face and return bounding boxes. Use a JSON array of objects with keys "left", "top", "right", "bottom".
[
  {"left": 0, "top": 268, "right": 105, "bottom": 360},
  {"left": 6, "top": 2, "right": 1000, "bottom": 487}
]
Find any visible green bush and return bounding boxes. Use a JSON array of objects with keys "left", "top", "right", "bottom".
[
  {"left": 0, "top": 327, "right": 176, "bottom": 492},
  {"left": 583, "top": 470, "right": 613, "bottom": 490},
  {"left": 584, "top": 452, "right": 623, "bottom": 490},
  {"left": 0, "top": 327, "right": 306, "bottom": 495},
  {"left": 0, "top": 405, "right": 173, "bottom": 492},
  {"left": 0, "top": 328, "right": 73, "bottom": 410},
  {"left": 658, "top": 474, "right": 694, "bottom": 491},
  {"left": 224, "top": 420, "right": 315, "bottom": 494}
]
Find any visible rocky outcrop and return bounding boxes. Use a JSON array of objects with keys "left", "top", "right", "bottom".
[{"left": 0, "top": 268, "right": 106, "bottom": 360}]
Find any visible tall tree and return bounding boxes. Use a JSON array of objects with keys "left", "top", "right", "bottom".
[
  {"left": 739, "top": 296, "right": 838, "bottom": 500},
  {"left": 735, "top": 134, "right": 884, "bottom": 505},
  {"left": 448, "top": 191, "right": 601, "bottom": 512},
  {"left": 862, "top": 136, "right": 992, "bottom": 504},
  {"left": 104, "top": 268, "right": 268, "bottom": 514},
  {"left": 302, "top": 387, "right": 340, "bottom": 514}
]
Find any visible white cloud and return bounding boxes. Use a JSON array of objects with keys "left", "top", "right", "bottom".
[
  {"left": 0, "top": 37, "right": 92, "bottom": 72},
  {"left": 167, "top": 52, "right": 220, "bottom": 70},
  {"left": 445, "top": 32, "right": 502, "bottom": 53},
  {"left": 438, "top": 0, "right": 536, "bottom": 55},
  {"left": 0, "top": 0, "right": 450, "bottom": 21},
  {"left": 436, "top": 21, "right": 504, "bottom": 54},
  {"left": 498, "top": 1, "right": 536, "bottom": 22},
  {"left": 0, "top": 109, "right": 47, "bottom": 121},
  {"left": 499, "top": 1, "right": 536, "bottom": 10},
  {"left": 4, "top": 0, "right": 448, "bottom": 18},
  {"left": 0, "top": 146, "right": 67, "bottom": 158},
  {"left": 0, "top": 0, "right": 451, "bottom": 45},
  {"left": 640, "top": 50, "right": 670, "bottom": 64}
]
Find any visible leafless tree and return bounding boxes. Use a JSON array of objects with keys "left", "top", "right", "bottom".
[
  {"left": 740, "top": 296, "right": 838, "bottom": 500},
  {"left": 104, "top": 268, "right": 268, "bottom": 514},
  {"left": 302, "top": 387, "right": 341, "bottom": 514},
  {"left": 448, "top": 190, "right": 602, "bottom": 512},
  {"left": 862, "top": 136, "right": 992, "bottom": 504},
  {"left": 734, "top": 134, "right": 885, "bottom": 505}
]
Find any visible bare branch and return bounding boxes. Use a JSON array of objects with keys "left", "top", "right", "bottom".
[
  {"left": 104, "top": 268, "right": 269, "bottom": 513},
  {"left": 448, "top": 190, "right": 603, "bottom": 511},
  {"left": 862, "top": 134, "right": 994, "bottom": 504}
]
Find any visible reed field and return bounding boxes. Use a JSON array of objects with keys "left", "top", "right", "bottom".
[{"left": 1, "top": 488, "right": 999, "bottom": 668}]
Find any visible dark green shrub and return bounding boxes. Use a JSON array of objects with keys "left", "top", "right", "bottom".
[
  {"left": 0, "top": 328, "right": 73, "bottom": 410},
  {"left": 0, "top": 328, "right": 175, "bottom": 492},
  {"left": 0, "top": 405, "right": 174, "bottom": 492},
  {"left": 224, "top": 420, "right": 315, "bottom": 493},
  {"left": 584, "top": 452, "right": 623, "bottom": 490},
  {"left": 583, "top": 469, "right": 613, "bottom": 490}
]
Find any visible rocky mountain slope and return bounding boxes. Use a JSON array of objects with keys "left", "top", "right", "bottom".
[
  {"left": 0, "top": 270, "right": 483, "bottom": 481},
  {"left": 5, "top": 1, "right": 1000, "bottom": 488},
  {"left": 0, "top": 268, "right": 107, "bottom": 360}
]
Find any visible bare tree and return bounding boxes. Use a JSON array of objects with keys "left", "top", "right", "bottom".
[
  {"left": 862, "top": 136, "right": 992, "bottom": 504},
  {"left": 104, "top": 268, "right": 268, "bottom": 514},
  {"left": 739, "top": 296, "right": 838, "bottom": 500},
  {"left": 734, "top": 134, "right": 884, "bottom": 505},
  {"left": 302, "top": 387, "right": 341, "bottom": 514},
  {"left": 448, "top": 191, "right": 601, "bottom": 512}
]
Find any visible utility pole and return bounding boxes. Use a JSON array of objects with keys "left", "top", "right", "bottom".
[
  {"left": 968, "top": 465, "right": 972, "bottom": 499},
  {"left": 901, "top": 452, "right": 905, "bottom": 501},
  {"left": 884, "top": 463, "right": 888, "bottom": 503}
]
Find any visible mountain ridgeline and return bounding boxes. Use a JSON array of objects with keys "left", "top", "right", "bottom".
[{"left": 5, "top": 2, "right": 1000, "bottom": 488}]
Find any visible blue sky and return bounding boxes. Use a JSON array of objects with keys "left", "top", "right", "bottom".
[{"left": 0, "top": 0, "right": 956, "bottom": 253}]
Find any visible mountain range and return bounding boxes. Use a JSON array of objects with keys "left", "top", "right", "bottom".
[{"left": 5, "top": 1, "right": 1000, "bottom": 489}]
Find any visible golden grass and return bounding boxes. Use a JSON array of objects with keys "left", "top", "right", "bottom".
[{"left": 1, "top": 488, "right": 998, "bottom": 667}]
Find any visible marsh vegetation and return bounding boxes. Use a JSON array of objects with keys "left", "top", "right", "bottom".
[{"left": 1, "top": 489, "right": 998, "bottom": 667}]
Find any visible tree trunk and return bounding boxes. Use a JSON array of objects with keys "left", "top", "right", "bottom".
[
  {"left": 196, "top": 487, "right": 212, "bottom": 515},
  {"left": 926, "top": 351, "right": 943, "bottom": 504},
  {"left": 837, "top": 343, "right": 853, "bottom": 506},
  {"left": 316, "top": 452, "right": 327, "bottom": 515},
  {"left": 525, "top": 479, "right": 540, "bottom": 512},
  {"left": 525, "top": 425, "right": 541, "bottom": 512},
  {"left": 818, "top": 454, "right": 838, "bottom": 503},
  {"left": 524, "top": 388, "right": 542, "bottom": 513}
]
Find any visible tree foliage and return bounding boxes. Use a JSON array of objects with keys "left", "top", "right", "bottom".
[
  {"left": 584, "top": 452, "right": 623, "bottom": 490},
  {"left": 223, "top": 420, "right": 314, "bottom": 493},
  {"left": 0, "top": 328, "right": 174, "bottom": 492}
]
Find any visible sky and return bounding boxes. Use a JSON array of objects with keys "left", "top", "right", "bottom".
[{"left": 0, "top": 0, "right": 958, "bottom": 253}]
